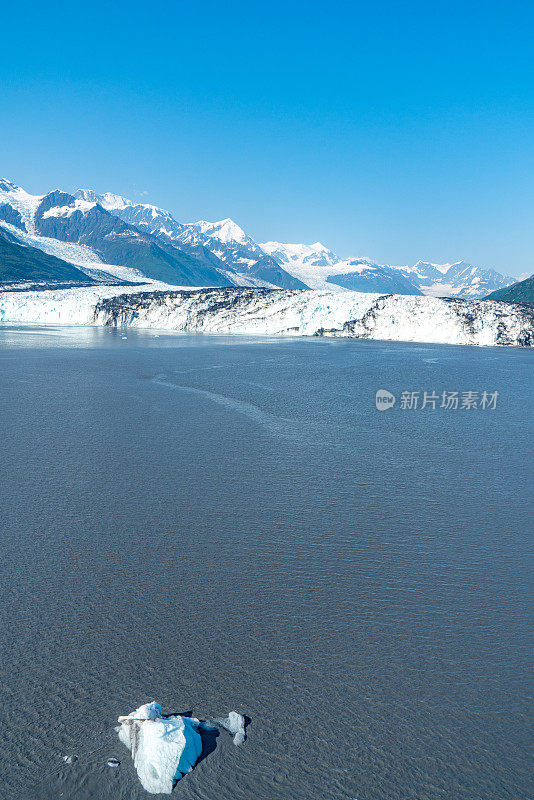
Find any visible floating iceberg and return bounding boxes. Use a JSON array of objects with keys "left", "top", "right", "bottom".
[
  {"left": 211, "top": 711, "right": 246, "bottom": 745},
  {"left": 117, "top": 702, "right": 202, "bottom": 794}
]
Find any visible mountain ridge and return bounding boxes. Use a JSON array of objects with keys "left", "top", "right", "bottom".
[
  {"left": 485, "top": 274, "right": 534, "bottom": 303},
  {"left": 0, "top": 178, "right": 517, "bottom": 297},
  {"left": 75, "top": 189, "right": 307, "bottom": 290},
  {"left": 0, "top": 226, "right": 97, "bottom": 286},
  {"left": 0, "top": 182, "right": 232, "bottom": 287}
]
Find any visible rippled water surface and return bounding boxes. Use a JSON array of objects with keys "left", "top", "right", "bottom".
[{"left": 0, "top": 326, "right": 532, "bottom": 800}]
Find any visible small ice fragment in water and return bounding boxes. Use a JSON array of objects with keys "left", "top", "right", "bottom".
[
  {"left": 62, "top": 755, "right": 77, "bottom": 764},
  {"left": 117, "top": 702, "right": 202, "bottom": 795},
  {"left": 212, "top": 711, "right": 246, "bottom": 745},
  {"left": 107, "top": 758, "right": 120, "bottom": 767}
]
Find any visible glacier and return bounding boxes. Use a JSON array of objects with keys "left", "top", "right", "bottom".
[
  {"left": 260, "top": 241, "right": 515, "bottom": 298},
  {"left": 117, "top": 702, "right": 203, "bottom": 794},
  {"left": 0, "top": 178, "right": 518, "bottom": 297},
  {"left": 91, "top": 288, "right": 533, "bottom": 346},
  {"left": 0, "top": 285, "right": 532, "bottom": 346},
  {"left": 70, "top": 181, "right": 517, "bottom": 297}
]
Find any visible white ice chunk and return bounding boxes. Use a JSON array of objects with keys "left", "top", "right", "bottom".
[
  {"left": 117, "top": 702, "right": 202, "bottom": 794},
  {"left": 212, "top": 711, "right": 246, "bottom": 745}
]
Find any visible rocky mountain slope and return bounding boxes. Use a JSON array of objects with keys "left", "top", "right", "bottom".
[
  {"left": 0, "top": 178, "right": 518, "bottom": 297},
  {"left": 0, "top": 227, "right": 95, "bottom": 288},
  {"left": 0, "top": 181, "right": 231, "bottom": 287},
  {"left": 486, "top": 274, "right": 534, "bottom": 303},
  {"left": 75, "top": 189, "right": 307, "bottom": 289}
]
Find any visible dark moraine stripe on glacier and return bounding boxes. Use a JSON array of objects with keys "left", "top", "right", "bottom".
[{"left": 93, "top": 286, "right": 303, "bottom": 324}]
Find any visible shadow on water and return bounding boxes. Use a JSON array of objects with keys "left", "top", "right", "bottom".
[
  {"left": 196, "top": 726, "right": 219, "bottom": 766},
  {"left": 170, "top": 710, "right": 252, "bottom": 769},
  {"left": 170, "top": 711, "right": 219, "bottom": 766}
]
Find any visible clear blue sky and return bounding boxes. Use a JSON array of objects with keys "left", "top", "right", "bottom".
[{"left": 2, "top": 0, "right": 532, "bottom": 276}]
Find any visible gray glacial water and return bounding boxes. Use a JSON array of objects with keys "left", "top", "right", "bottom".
[{"left": 0, "top": 325, "right": 532, "bottom": 800}]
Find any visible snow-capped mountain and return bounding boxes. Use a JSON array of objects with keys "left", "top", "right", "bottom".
[
  {"left": 74, "top": 189, "right": 307, "bottom": 290},
  {"left": 0, "top": 178, "right": 516, "bottom": 297},
  {"left": 261, "top": 241, "right": 422, "bottom": 294},
  {"left": 261, "top": 241, "right": 513, "bottom": 298},
  {"left": 398, "top": 260, "right": 514, "bottom": 298},
  {"left": 0, "top": 181, "right": 231, "bottom": 287},
  {"left": 167, "top": 216, "right": 307, "bottom": 289},
  {"left": 261, "top": 241, "right": 338, "bottom": 267}
]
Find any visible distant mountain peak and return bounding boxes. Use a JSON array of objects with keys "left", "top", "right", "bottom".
[
  {"left": 261, "top": 240, "right": 338, "bottom": 264},
  {"left": 42, "top": 197, "right": 97, "bottom": 219},
  {"left": 0, "top": 177, "right": 517, "bottom": 298},
  {"left": 194, "top": 218, "right": 248, "bottom": 244},
  {"left": 140, "top": 203, "right": 174, "bottom": 219},
  {"left": 75, "top": 188, "right": 132, "bottom": 211}
]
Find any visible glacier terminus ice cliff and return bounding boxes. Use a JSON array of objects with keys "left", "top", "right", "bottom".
[
  {"left": 0, "top": 178, "right": 531, "bottom": 346},
  {"left": 0, "top": 284, "right": 532, "bottom": 347}
]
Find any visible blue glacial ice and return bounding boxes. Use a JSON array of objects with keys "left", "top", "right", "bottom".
[
  {"left": 117, "top": 702, "right": 202, "bottom": 794},
  {"left": 117, "top": 702, "right": 247, "bottom": 794}
]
